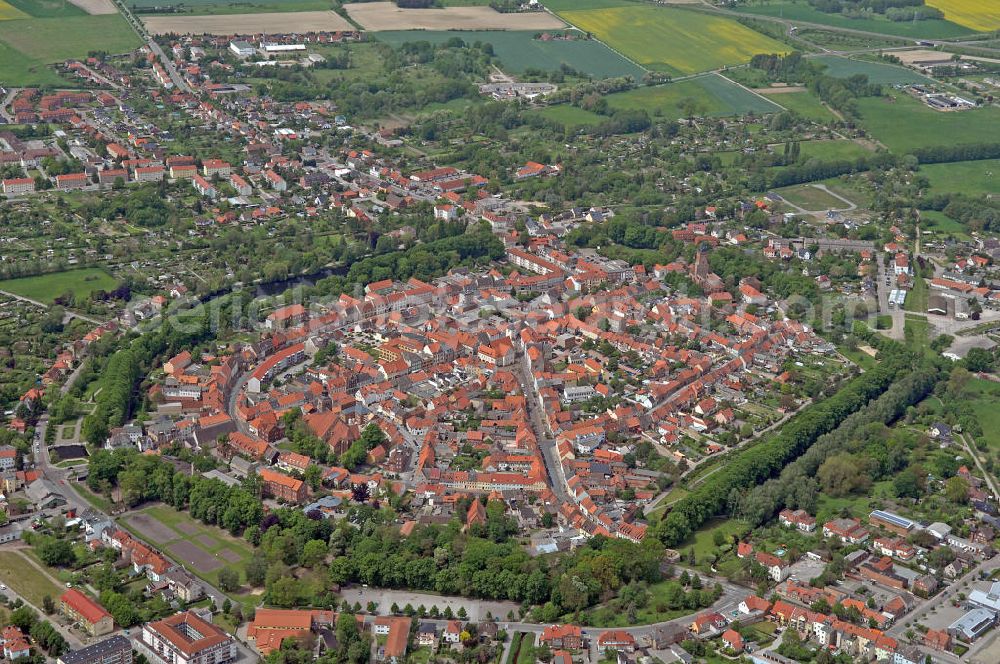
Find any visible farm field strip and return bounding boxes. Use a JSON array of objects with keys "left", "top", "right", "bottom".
[
  {"left": 347, "top": 2, "right": 565, "bottom": 31},
  {"left": 0, "top": 1, "right": 30, "bottom": 21},
  {"left": 737, "top": 1, "right": 975, "bottom": 39},
  {"left": 557, "top": 5, "right": 789, "bottom": 75},
  {"left": 142, "top": 10, "right": 354, "bottom": 35},
  {"left": 605, "top": 73, "right": 783, "bottom": 119},
  {"left": 129, "top": 0, "right": 331, "bottom": 14}
]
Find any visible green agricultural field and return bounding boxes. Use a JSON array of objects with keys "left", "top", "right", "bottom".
[
  {"left": 4, "top": 0, "right": 86, "bottom": 18},
  {"left": 737, "top": 1, "right": 974, "bottom": 38},
  {"left": 0, "top": 551, "right": 64, "bottom": 607},
  {"left": 764, "top": 90, "right": 836, "bottom": 122},
  {"left": 812, "top": 55, "right": 934, "bottom": 85},
  {"left": 376, "top": 30, "right": 645, "bottom": 79},
  {"left": 129, "top": 0, "right": 330, "bottom": 13},
  {"left": 606, "top": 74, "right": 782, "bottom": 119},
  {"left": 796, "top": 139, "right": 873, "bottom": 161},
  {"left": 0, "top": 14, "right": 142, "bottom": 85},
  {"left": 0, "top": 268, "right": 119, "bottom": 304},
  {"left": 558, "top": 5, "right": 789, "bottom": 75},
  {"left": 919, "top": 159, "right": 999, "bottom": 196},
  {"left": 534, "top": 105, "right": 604, "bottom": 128},
  {"left": 856, "top": 93, "right": 1000, "bottom": 153},
  {"left": 774, "top": 183, "right": 848, "bottom": 210}
]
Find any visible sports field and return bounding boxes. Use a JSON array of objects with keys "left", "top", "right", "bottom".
[
  {"left": 558, "top": 6, "right": 789, "bottom": 75},
  {"left": 812, "top": 55, "right": 935, "bottom": 85},
  {"left": 738, "top": 1, "right": 974, "bottom": 38},
  {"left": 348, "top": 2, "right": 564, "bottom": 31},
  {"left": 774, "top": 184, "right": 849, "bottom": 211},
  {"left": 856, "top": 93, "right": 1000, "bottom": 153},
  {"left": 926, "top": 0, "right": 1000, "bottom": 31},
  {"left": 0, "top": 268, "right": 119, "bottom": 304},
  {"left": 606, "top": 74, "right": 783, "bottom": 118},
  {"left": 919, "top": 159, "right": 999, "bottom": 196},
  {"left": 0, "top": 13, "right": 141, "bottom": 85},
  {"left": 122, "top": 505, "right": 255, "bottom": 589},
  {"left": 130, "top": 0, "right": 330, "bottom": 14},
  {"left": 377, "top": 30, "right": 645, "bottom": 79}
]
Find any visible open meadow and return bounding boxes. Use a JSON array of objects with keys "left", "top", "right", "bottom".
[
  {"left": 143, "top": 10, "right": 353, "bottom": 34},
  {"left": 556, "top": 5, "right": 789, "bottom": 75},
  {"left": 347, "top": 2, "right": 564, "bottom": 31},
  {"left": 376, "top": 30, "right": 644, "bottom": 79},
  {"left": 926, "top": 0, "right": 1000, "bottom": 31},
  {"left": 919, "top": 159, "right": 999, "bottom": 196},
  {"left": 0, "top": 268, "right": 118, "bottom": 304},
  {"left": 856, "top": 93, "right": 1000, "bottom": 152}
]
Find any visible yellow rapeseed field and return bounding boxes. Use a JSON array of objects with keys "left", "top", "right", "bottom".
[
  {"left": 560, "top": 6, "right": 789, "bottom": 75},
  {"left": 0, "top": 1, "right": 30, "bottom": 21},
  {"left": 926, "top": 0, "right": 1000, "bottom": 31}
]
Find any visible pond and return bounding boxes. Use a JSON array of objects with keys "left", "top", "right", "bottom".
[{"left": 51, "top": 444, "right": 88, "bottom": 460}]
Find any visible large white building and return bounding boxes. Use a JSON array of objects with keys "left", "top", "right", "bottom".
[{"left": 141, "top": 612, "right": 236, "bottom": 664}]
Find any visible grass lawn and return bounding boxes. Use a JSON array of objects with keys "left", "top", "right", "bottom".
[
  {"left": 811, "top": 55, "right": 934, "bottom": 85},
  {"left": 763, "top": 90, "right": 837, "bottom": 122},
  {"left": 920, "top": 210, "right": 970, "bottom": 239},
  {"left": 75, "top": 481, "right": 113, "bottom": 512},
  {"left": 376, "top": 30, "right": 645, "bottom": 79},
  {"left": 814, "top": 481, "right": 893, "bottom": 524},
  {"left": 679, "top": 518, "right": 748, "bottom": 563},
  {"left": 856, "top": 93, "right": 1000, "bottom": 153},
  {"left": 606, "top": 74, "right": 781, "bottom": 119},
  {"left": 904, "top": 314, "right": 933, "bottom": 358},
  {"left": 516, "top": 634, "right": 535, "bottom": 664},
  {"left": 774, "top": 184, "right": 848, "bottom": 210},
  {"left": 919, "top": 159, "right": 999, "bottom": 196},
  {"left": 0, "top": 550, "right": 64, "bottom": 607},
  {"left": 738, "top": 1, "right": 974, "bottom": 39},
  {"left": 0, "top": 268, "right": 118, "bottom": 304},
  {"left": 558, "top": 5, "right": 789, "bottom": 75},
  {"left": 534, "top": 105, "right": 604, "bottom": 128},
  {"left": 965, "top": 379, "right": 1000, "bottom": 452},
  {"left": 905, "top": 268, "right": 928, "bottom": 313}
]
